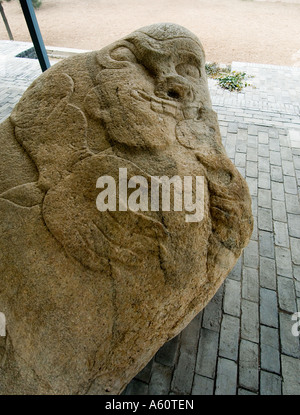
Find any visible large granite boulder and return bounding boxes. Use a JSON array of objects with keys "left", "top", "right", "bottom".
[{"left": 0, "top": 23, "right": 253, "bottom": 394}]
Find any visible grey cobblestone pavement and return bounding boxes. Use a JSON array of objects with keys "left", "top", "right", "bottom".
[{"left": 0, "top": 41, "right": 300, "bottom": 395}]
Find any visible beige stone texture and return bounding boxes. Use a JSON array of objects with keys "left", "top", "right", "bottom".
[{"left": 0, "top": 23, "right": 253, "bottom": 394}]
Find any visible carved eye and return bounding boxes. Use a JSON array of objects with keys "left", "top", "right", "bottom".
[
  {"left": 176, "top": 63, "right": 200, "bottom": 79},
  {"left": 110, "top": 46, "right": 137, "bottom": 63}
]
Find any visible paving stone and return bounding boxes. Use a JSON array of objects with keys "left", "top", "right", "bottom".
[
  {"left": 271, "top": 181, "right": 285, "bottom": 201},
  {"left": 195, "top": 328, "right": 219, "bottom": 378},
  {"left": 260, "top": 325, "right": 280, "bottom": 374},
  {"left": 258, "top": 171, "right": 271, "bottom": 189},
  {"left": 296, "top": 169, "right": 300, "bottom": 186},
  {"left": 235, "top": 152, "right": 246, "bottom": 168},
  {"left": 155, "top": 335, "right": 180, "bottom": 367},
  {"left": 294, "top": 156, "right": 300, "bottom": 171},
  {"left": 215, "top": 358, "right": 237, "bottom": 395},
  {"left": 279, "top": 312, "right": 300, "bottom": 358},
  {"left": 258, "top": 144, "right": 269, "bottom": 157},
  {"left": 258, "top": 156, "right": 270, "bottom": 173},
  {"left": 242, "top": 267, "right": 259, "bottom": 302},
  {"left": 283, "top": 175, "right": 298, "bottom": 194},
  {"left": 219, "top": 314, "right": 240, "bottom": 361},
  {"left": 271, "top": 165, "right": 283, "bottom": 182},
  {"left": 258, "top": 189, "right": 272, "bottom": 208},
  {"left": 270, "top": 150, "right": 281, "bottom": 166},
  {"left": 260, "top": 371, "right": 282, "bottom": 395},
  {"left": 258, "top": 131, "right": 269, "bottom": 144},
  {"left": 241, "top": 300, "right": 259, "bottom": 343},
  {"left": 228, "top": 256, "right": 242, "bottom": 281},
  {"left": 269, "top": 138, "right": 280, "bottom": 152},
  {"left": 278, "top": 276, "right": 296, "bottom": 313},
  {"left": 238, "top": 340, "right": 259, "bottom": 392},
  {"left": 282, "top": 160, "right": 295, "bottom": 176},
  {"left": 237, "top": 121, "right": 248, "bottom": 128},
  {"left": 260, "top": 288, "right": 278, "bottom": 328},
  {"left": 238, "top": 388, "right": 257, "bottom": 395},
  {"left": 225, "top": 144, "right": 236, "bottom": 159},
  {"left": 255, "top": 221, "right": 267, "bottom": 245},
  {"left": 191, "top": 375, "right": 214, "bottom": 395},
  {"left": 225, "top": 134, "right": 237, "bottom": 159},
  {"left": 248, "top": 136, "right": 258, "bottom": 149},
  {"left": 219, "top": 125, "right": 227, "bottom": 138},
  {"left": 202, "top": 285, "right": 223, "bottom": 332},
  {"left": 258, "top": 208, "right": 273, "bottom": 231},
  {"left": 295, "top": 281, "right": 300, "bottom": 299},
  {"left": 293, "top": 150, "right": 300, "bottom": 167},
  {"left": 223, "top": 278, "right": 241, "bottom": 317},
  {"left": 268, "top": 128, "right": 279, "bottom": 139},
  {"left": 243, "top": 240, "right": 259, "bottom": 268},
  {"left": 251, "top": 213, "right": 258, "bottom": 240},
  {"left": 285, "top": 194, "right": 300, "bottom": 214},
  {"left": 275, "top": 246, "right": 293, "bottom": 277},
  {"left": 279, "top": 135, "right": 290, "bottom": 147},
  {"left": 171, "top": 314, "right": 201, "bottom": 394},
  {"left": 135, "top": 359, "right": 153, "bottom": 383},
  {"left": 123, "top": 379, "right": 149, "bottom": 395},
  {"left": 237, "top": 128, "right": 248, "bottom": 140},
  {"left": 294, "top": 265, "right": 300, "bottom": 283},
  {"left": 248, "top": 125, "right": 258, "bottom": 136},
  {"left": 236, "top": 141, "right": 247, "bottom": 153},
  {"left": 246, "top": 177, "right": 258, "bottom": 196},
  {"left": 272, "top": 200, "right": 287, "bottom": 222},
  {"left": 227, "top": 122, "right": 238, "bottom": 134},
  {"left": 290, "top": 237, "right": 300, "bottom": 265},
  {"left": 236, "top": 167, "right": 245, "bottom": 178},
  {"left": 251, "top": 195, "right": 258, "bottom": 216},
  {"left": 280, "top": 146, "right": 293, "bottom": 161},
  {"left": 246, "top": 161, "right": 258, "bottom": 178},
  {"left": 148, "top": 362, "right": 173, "bottom": 395},
  {"left": 287, "top": 214, "right": 300, "bottom": 238},
  {"left": 260, "top": 257, "right": 276, "bottom": 290},
  {"left": 281, "top": 354, "right": 300, "bottom": 395},
  {"left": 289, "top": 129, "right": 300, "bottom": 149},
  {"left": 259, "top": 230, "right": 274, "bottom": 259},
  {"left": 246, "top": 147, "right": 258, "bottom": 162},
  {"left": 274, "top": 221, "right": 289, "bottom": 247}
]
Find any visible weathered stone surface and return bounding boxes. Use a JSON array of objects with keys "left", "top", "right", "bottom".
[{"left": 0, "top": 23, "right": 253, "bottom": 394}]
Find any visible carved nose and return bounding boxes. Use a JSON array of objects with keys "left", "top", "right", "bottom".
[{"left": 155, "top": 75, "right": 193, "bottom": 102}]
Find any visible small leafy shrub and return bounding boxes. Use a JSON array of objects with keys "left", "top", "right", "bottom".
[
  {"left": 205, "top": 62, "right": 231, "bottom": 79},
  {"left": 217, "top": 71, "right": 251, "bottom": 92},
  {"left": 205, "top": 62, "right": 254, "bottom": 92},
  {"left": 31, "top": 0, "right": 42, "bottom": 9}
]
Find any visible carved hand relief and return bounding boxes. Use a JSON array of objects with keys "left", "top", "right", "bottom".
[{"left": 0, "top": 23, "right": 253, "bottom": 395}]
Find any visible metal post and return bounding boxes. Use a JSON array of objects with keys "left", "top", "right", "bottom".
[
  {"left": 19, "top": 0, "right": 50, "bottom": 72},
  {"left": 0, "top": 1, "right": 14, "bottom": 40}
]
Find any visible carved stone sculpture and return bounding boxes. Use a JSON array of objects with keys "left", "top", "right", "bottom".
[{"left": 0, "top": 23, "right": 253, "bottom": 394}]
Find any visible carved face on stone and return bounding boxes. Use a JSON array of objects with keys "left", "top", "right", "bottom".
[{"left": 88, "top": 24, "right": 212, "bottom": 149}]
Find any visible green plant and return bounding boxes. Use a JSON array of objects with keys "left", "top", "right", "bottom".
[
  {"left": 205, "top": 62, "right": 254, "bottom": 92},
  {"left": 31, "top": 0, "right": 42, "bottom": 9},
  {"left": 205, "top": 62, "right": 231, "bottom": 78},
  {"left": 217, "top": 71, "right": 251, "bottom": 92}
]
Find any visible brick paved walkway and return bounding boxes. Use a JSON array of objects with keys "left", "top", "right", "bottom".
[{"left": 0, "top": 41, "right": 300, "bottom": 395}]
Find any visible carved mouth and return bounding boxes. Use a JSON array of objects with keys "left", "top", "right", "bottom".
[{"left": 130, "top": 89, "right": 200, "bottom": 120}]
